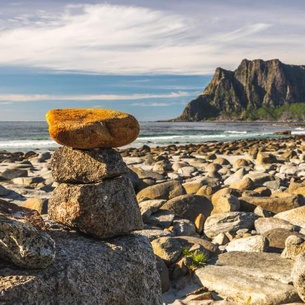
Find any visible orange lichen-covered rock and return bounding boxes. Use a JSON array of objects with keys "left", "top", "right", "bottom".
[{"left": 46, "top": 108, "right": 140, "bottom": 148}]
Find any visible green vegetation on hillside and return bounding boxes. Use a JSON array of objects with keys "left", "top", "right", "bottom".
[
  {"left": 248, "top": 103, "right": 305, "bottom": 121},
  {"left": 218, "top": 103, "right": 305, "bottom": 121}
]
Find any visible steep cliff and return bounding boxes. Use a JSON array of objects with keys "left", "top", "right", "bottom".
[{"left": 175, "top": 59, "right": 305, "bottom": 121}]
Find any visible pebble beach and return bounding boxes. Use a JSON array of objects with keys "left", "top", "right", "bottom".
[{"left": 2, "top": 134, "right": 305, "bottom": 304}]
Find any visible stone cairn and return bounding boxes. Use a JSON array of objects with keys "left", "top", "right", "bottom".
[{"left": 46, "top": 108, "right": 143, "bottom": 239}]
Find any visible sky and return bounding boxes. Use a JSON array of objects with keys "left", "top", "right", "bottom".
[{"left": 0, "top": 0, "right": 305, "bottom": 121}]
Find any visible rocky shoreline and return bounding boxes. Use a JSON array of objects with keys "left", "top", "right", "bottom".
[{"left": 2, "top": 135, "right": 305, "bottom": 304}]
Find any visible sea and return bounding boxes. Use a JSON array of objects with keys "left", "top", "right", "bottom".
[{"left": 0, "top": 121, "right": 305, "bottom": 152}]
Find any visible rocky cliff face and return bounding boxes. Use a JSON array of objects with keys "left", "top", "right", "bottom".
[{"left": 175, "top": 59, "right": 305, "bottom": 121}]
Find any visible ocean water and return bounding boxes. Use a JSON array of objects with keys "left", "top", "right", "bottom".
[{"left": 0, "top": 121, "right": 304, "bottom": 152}]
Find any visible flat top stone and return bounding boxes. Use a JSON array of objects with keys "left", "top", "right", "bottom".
[
  {"left": 195, "top": 252, "right": 300, "bottom": 304},
  {"left": 46, "top": 108, "right": 140, "bottom": 148}
]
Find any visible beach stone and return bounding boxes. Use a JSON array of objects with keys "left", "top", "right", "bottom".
[
  {"left": 211, "top": 194, "right": 240, "bottom": 214},
  {"left": 275, "top": 206, "right": 305, "bottom": 227},
  {"left": 134, "top": 228, "right": 173, "bottom": 242},
  {"left": 256, "top": 151, "right": 278, "bottom": 164},
  {"left": 155, "top": 255, "right": 170, "bottom": 293},
  {"left": 290, "top": 186, "right": 305, "bottom": 196},
  {"left": 145, "top": 210, "right": 175, "bottom": 228},
  {"left": 195, "top": 252, "right": 300, "bottom": 305},
  {"left": 288, "top": 180, "right": 305, "bottom": 193},
  {"left": 194, "top": 213, "right": 205, "bottom": 233},
  {"left": 204, "top": 211, "right": 258, "bottom": 239},
  {"left": 138, "top": 199, "right": 166, "bottom": 221},
  {"left": 174, "top": 236, "right": 217, "bottom": 254},
  {"left": 23, "top": 198, "right": 48, "bottom": 215},
  {"left": 282, "top": 235, "right": 305, "bottom": 259},
  {"left": 161, "top": 194, "right": 213, "bottom": 224},
  {"left": 46, "top": 108, "right": 140, "bottom": 148},
  {"left": 205, "top": 163, "right": 222, "bottom": 173},
  {"left": 0, "top": 168, "right": 28, "bottom": 180},
  {"left": 131, "top": 167, "right": 165, "bottom": 181},
  {"left": 51, "top": 146, "right": 128, "bottom": 183},
  {"left": 0, "top": 231, "right": 162, "bottom": 305},
  {"left": 264, "top": 179, "right": 281, "bottom": 190},
  {"left": 136, "top": 180, "right": 186, "bottom": 202},
  {"left": 178, "top": 166, "right": 197, "bottom": 177},
  {"left": 218, "top": 166, "right": 232, "bottom": 177},
  {"left": 196, "top": 185, "right": 214, "bottom": 197},
  {"left": 172, "top": 161, "right": 189, "bottom": 172},
  {"left": 0, "top": 199, "right": 45, "bottom": 230},
  {"left": 244, "top": 172, "right": 273, "bottom": 186},
  {"left": 239, "top": 195, "right": 303, "bottom": 213},
  {"left": 212, "top": 233, "right": 229, "bottom": 246},
  {"left": 35, "top": 151, "right": 52, "bottom": 162},
  {"left": 254, "top": 205, "right": 273, "bottom": 217},
  {"left": 12, "top": 176, "right": 45, "bottom": 186},
  {"left": 0, "top": 184, "right": 10, "bottom": 196},
  {"left": 229, "top": 177, "right": 255, "bottom": 191},
  {"left": 214, "top": 157, "right": 230, "bottom": 165},
  {"left": 0, "top": 214, "right": 55, "bottom": 269},
  {"left": 211, "top": 187, "right": 242, "bottom": 206},
  {"left": 263, "top": 228, "right": 303, "bottom": 253},
  {"left": 225, "top": 235, "right": 268, "bottom": 252},
  {"left": 255, "top": 217, "right": 295, "bottom": 235},
  {"left": 223, "top": 168, "right": 247, "bottom": 185},
  {"left": 292, "top": 253, "right": 305, "bottom": 302},
  {"left": 151, "top": 236, "right": 182, "bottom": 265},
  {"left": 172, "top": 219, "right": 196, "bottom": 236},
  {"left": 254, "top": 186, "right": 272, "bottom": 196},
  {"left": 183, "top": 176, "right": 211, "bottom": 194},
  {"left": 48, "top": 176, "right": 143, "bottom": 238},
  {"left": 233, "top": 158, "right": 253, "bottom": 168},
  {"left": 152, "top": 160, "right": 172, "bottom": 174},
  {"left": 280, "top": 164, "right": 299, "bottom": 175}
]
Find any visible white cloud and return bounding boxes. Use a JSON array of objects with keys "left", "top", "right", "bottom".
[
  {"left": 0, "top": 91, "right": 194, "bottom": 103},
  {"left": 217, "top": 23, "right": 272, "bottom": 42},
  {"left": 131, "top": 102, "right": 185, "bottom": 107},
  {"left": 0, "top": 3, "right": 304, "bottom": 74}
]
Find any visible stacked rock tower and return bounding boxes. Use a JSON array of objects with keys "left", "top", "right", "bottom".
[{"left": 46, "top": 108, "right": 143, "bottom": 238}]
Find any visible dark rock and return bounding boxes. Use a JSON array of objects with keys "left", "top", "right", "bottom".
[
  {"left": 161, "top": 194, "right": 213, "bottom": 224},
  {"left": 49, "top": 176, "right": 143, "bottom": 239},
  {"left": 146, "top": 210, "right": 175, "bottom": 229},
  {"left": 0, "top": 168, "right": 28, "bottom": 180},
  {"left": 0, "top": 231, "right": 162, "bottom": 305},
  {"left": 155, "top": 255, "right": 170, "bottom": 293},
  {"left": 51, "top": 146, "right": 128, "bottom": 183},
  {"left": 263, "top": 228, "right": 304, "bottom": 253},
  {"left": 0, "top": 185, "right": 10, "bottom": 196}
]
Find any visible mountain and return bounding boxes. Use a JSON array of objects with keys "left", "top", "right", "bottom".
[{"left": 174, "top": 59, "right": 305, "bottom": 121}]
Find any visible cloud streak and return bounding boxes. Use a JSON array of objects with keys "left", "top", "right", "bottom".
[
  {"left": 0, "top": 91, "right": 194, "bottom": 103},
  {"left": 131, "top": 102, "right": 185, "bottom": 107}
]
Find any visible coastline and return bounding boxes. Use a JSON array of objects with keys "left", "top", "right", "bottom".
[
  {"left": 2, "top": 135, "right": 305, "bottom": 304},
  {"left": 2, "top": 120, "right": 305, "bottom": 153}
]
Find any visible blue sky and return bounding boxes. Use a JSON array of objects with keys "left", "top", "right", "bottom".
[{"left": 0, "top": 0, "right": 305, "bottom": 121}]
